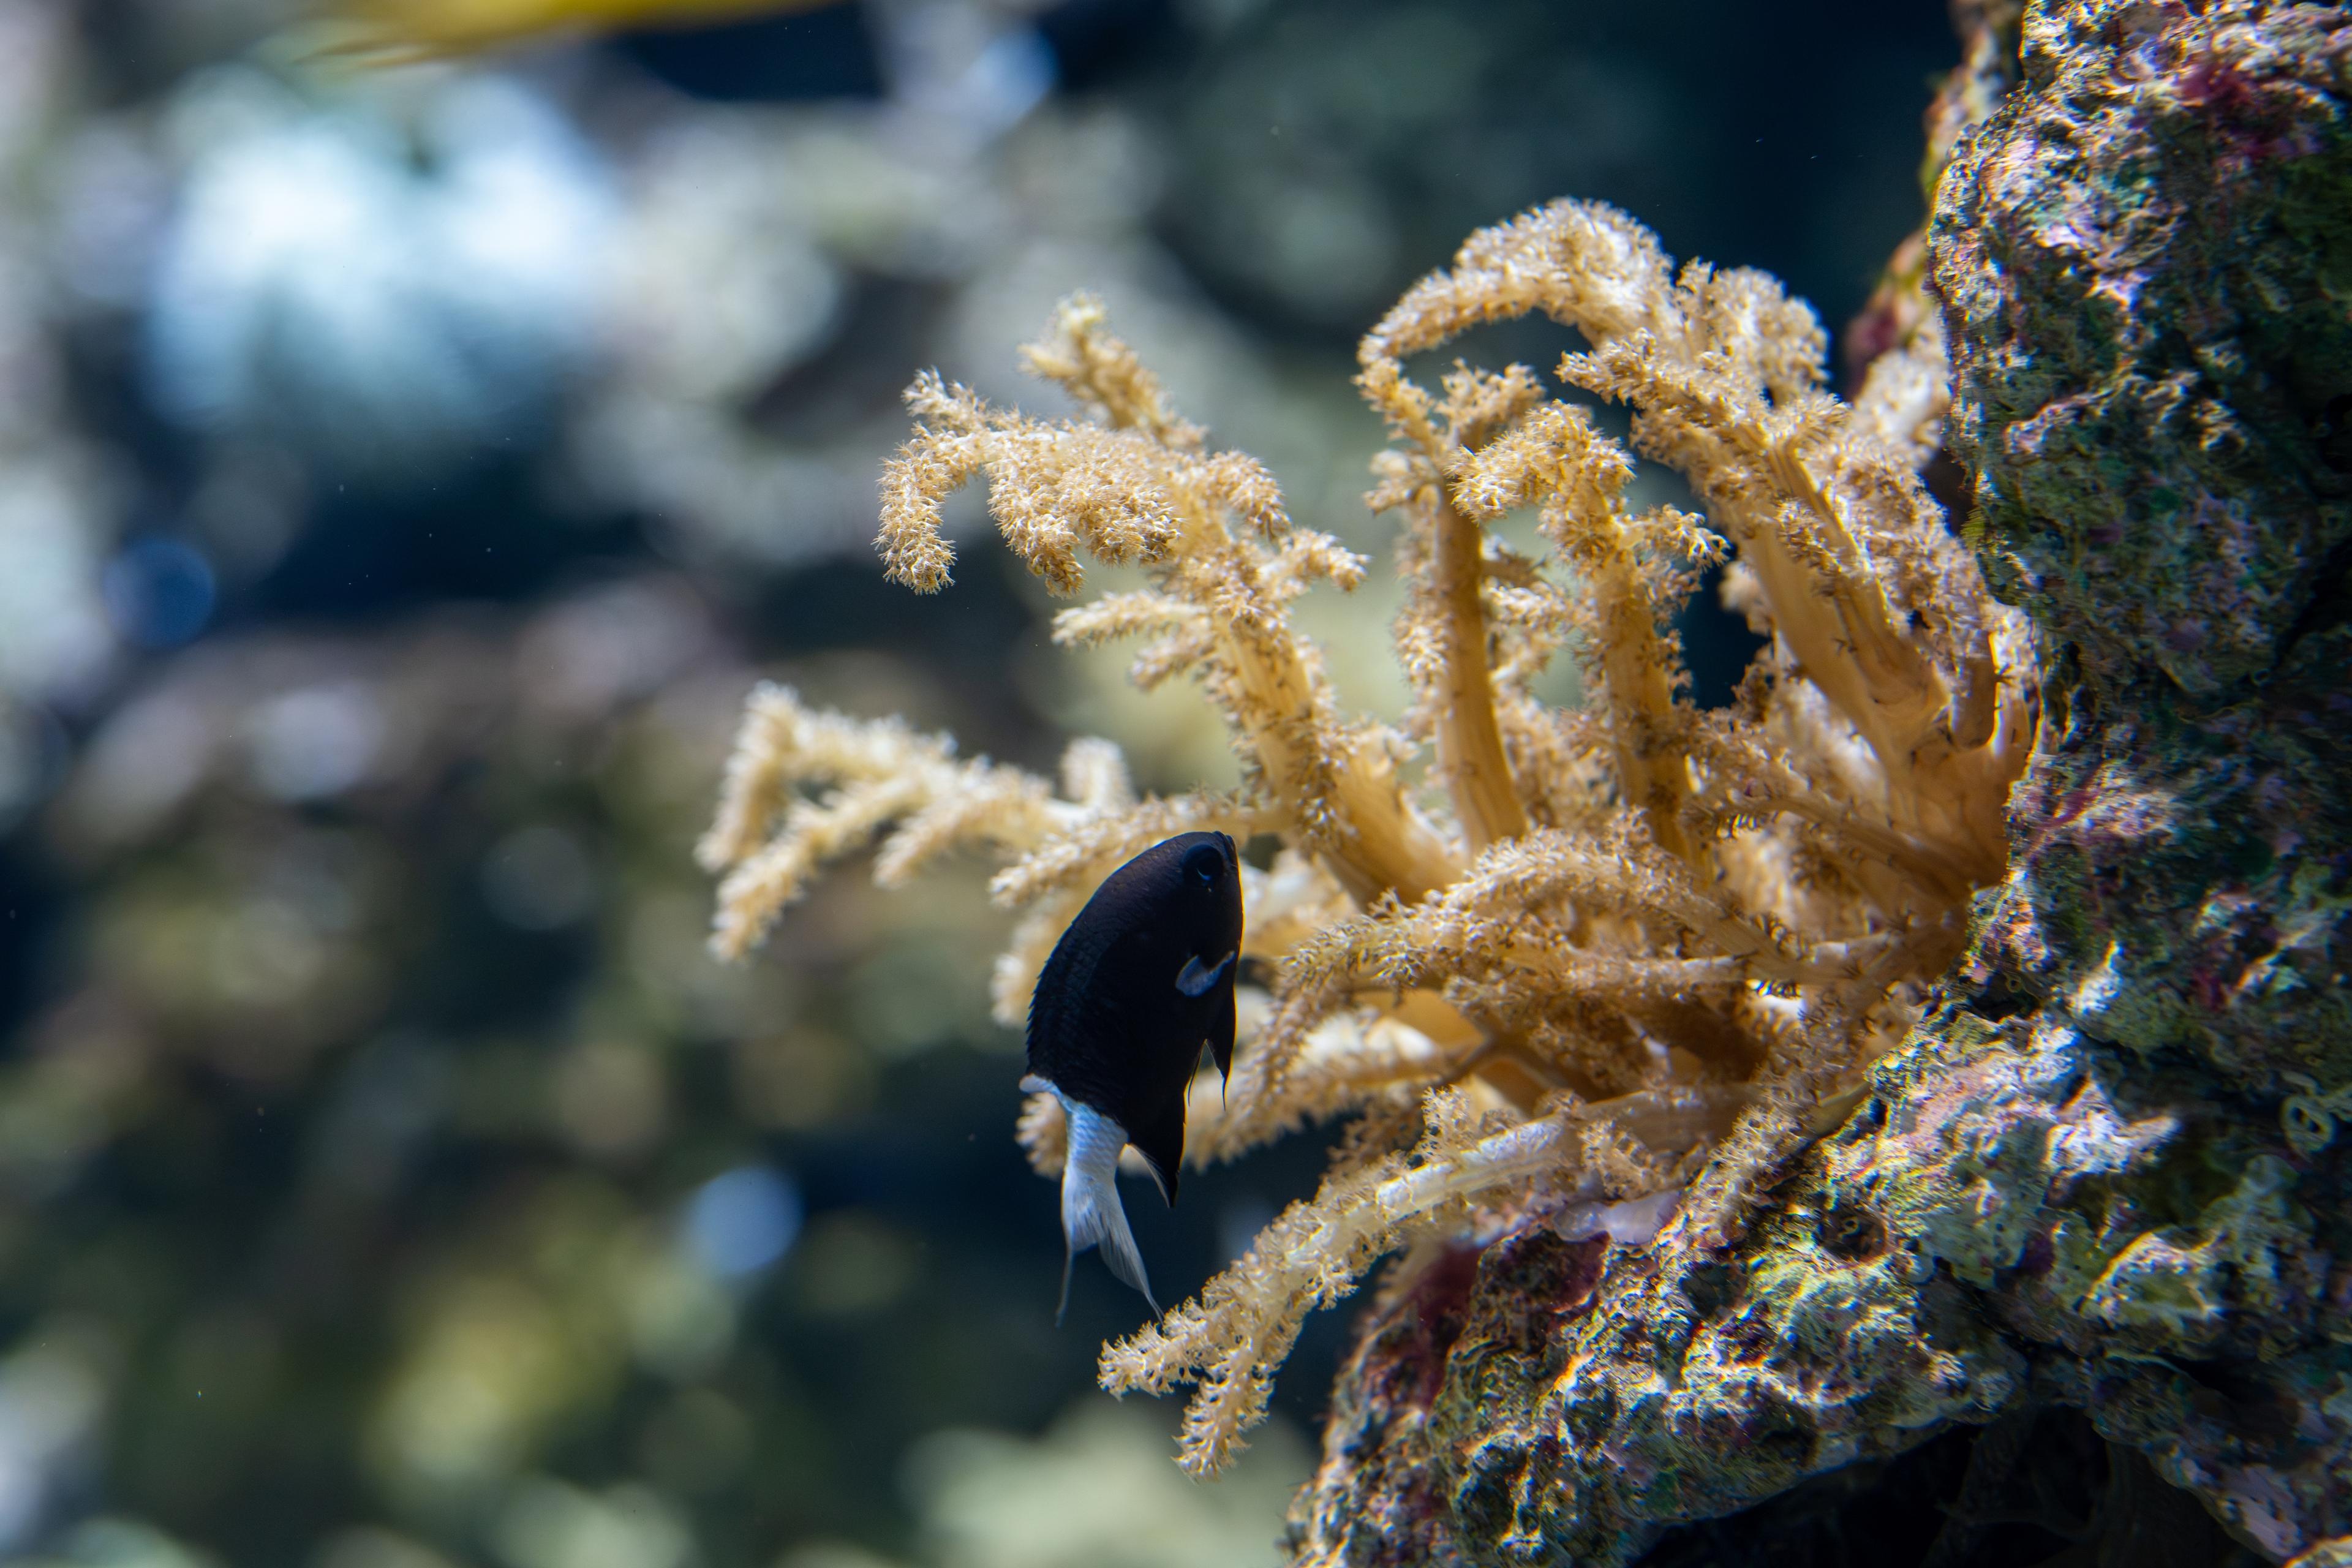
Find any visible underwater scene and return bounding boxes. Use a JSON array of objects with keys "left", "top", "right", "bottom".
[{"left": 1, "top": 0, "right": 2347, "bottom": 1564}]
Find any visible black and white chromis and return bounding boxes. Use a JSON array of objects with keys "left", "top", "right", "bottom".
[{"left": 1022, "top": 831, "right": 1243, "bottom": 1321}]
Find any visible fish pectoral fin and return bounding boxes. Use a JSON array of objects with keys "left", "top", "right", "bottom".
[{"left": 1175, "top": 951, "right": 1236, "bottom": 998}]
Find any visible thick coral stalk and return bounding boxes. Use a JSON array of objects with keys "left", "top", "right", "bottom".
[{"left": 1428, "top": 492, "right": 1531, "bottom": 854}]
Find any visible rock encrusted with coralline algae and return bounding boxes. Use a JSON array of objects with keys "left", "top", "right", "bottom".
[{"left": 1287, "top": 2, "right": 2352, "bottom": 1562}]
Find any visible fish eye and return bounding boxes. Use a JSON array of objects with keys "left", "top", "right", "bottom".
[{"left": 1181, "top": 845, "right": 1222, "bottom": 886}]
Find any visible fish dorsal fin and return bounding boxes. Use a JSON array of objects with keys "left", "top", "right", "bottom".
[{"left": 1175, "top": 951, "right": 1235, "bottom": 998}]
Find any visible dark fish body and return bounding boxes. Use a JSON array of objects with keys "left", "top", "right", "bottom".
[{"left": 1024, "top": 831, "right": 1242, "bottom": 1316}]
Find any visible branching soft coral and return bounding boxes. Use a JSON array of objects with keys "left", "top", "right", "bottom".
[{"left": 701, "top": 202, "right": 2036, "bottom": 1476}]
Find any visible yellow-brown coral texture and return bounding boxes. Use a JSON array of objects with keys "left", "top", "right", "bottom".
[{"left": 701, "top": 199, "right": 2035, "bottom": 1476}]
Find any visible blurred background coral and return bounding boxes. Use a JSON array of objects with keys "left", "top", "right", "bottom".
[{"left": 0, "top": 1, "right": 1956, "bottom": 1563}]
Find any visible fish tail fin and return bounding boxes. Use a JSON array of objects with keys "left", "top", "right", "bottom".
[{"left": 1058, "top": 1099, "right": 1159, "bottom": 1319}]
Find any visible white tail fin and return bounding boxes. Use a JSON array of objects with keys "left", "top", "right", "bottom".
[{"left": 1055, "top": 1095, "right": 1158, "bottom": 1323}]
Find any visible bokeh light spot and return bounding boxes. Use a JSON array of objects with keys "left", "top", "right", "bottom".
[
  {"left": 682, "top": 1164, "right": 801, "bottom": 1280},
  {"left": 245, "top": 682, "right": 383, "bottom": 801},
  {"left": 101, "top": 537, "right": 216, "bottom": 649}
]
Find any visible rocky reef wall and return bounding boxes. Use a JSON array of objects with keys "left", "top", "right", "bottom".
[{"left": 1289, "top": 3, "right": 2352, "bottom": 1561}]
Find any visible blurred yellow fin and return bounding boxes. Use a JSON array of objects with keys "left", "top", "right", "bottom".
[{"left": 316, "top": 0, "right": 848, "bottom": 61}]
